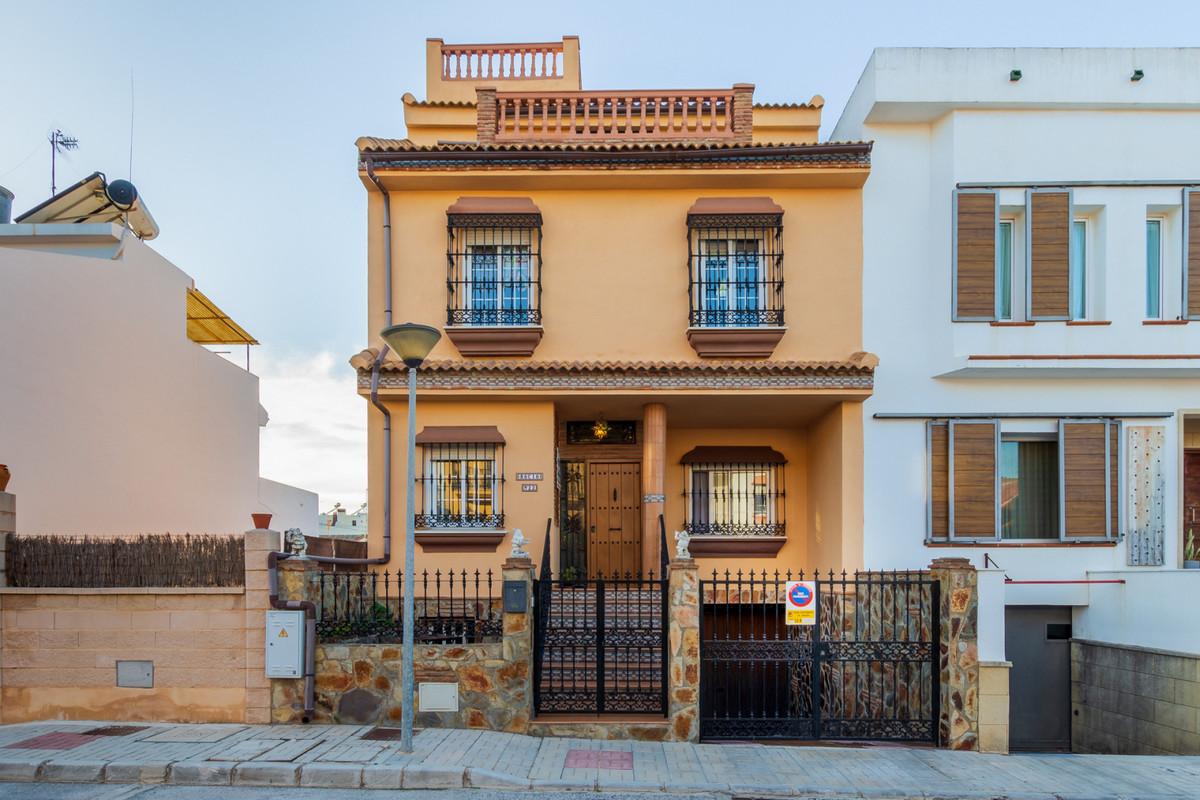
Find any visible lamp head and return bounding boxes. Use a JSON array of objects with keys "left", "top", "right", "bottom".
[{"left": 380, "top": 322, "right": 441, "bottom": 368}]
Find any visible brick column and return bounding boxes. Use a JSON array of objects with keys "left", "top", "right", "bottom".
[
  {"left": 929, "top": 557, "right": 980, "bottom": 750},
  {"left": 500, "top": 556, "right": 534, "bottom": 733},
  {"left": 732, "top": 83, "right": 755, "bottom": 144},
  {"left": 641, "top": 403, "right": 666, "bottom": 573},
  {"left": 667, "top": 556, "right": 700, "bottom": 742},
  {"left": 475, "top": 87, "right": 498, "bottom": 143},
  {"left": 243, "top": 528, "right": 279, "bottom": 724}
]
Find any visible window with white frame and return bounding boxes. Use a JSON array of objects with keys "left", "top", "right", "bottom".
[
  {"left": 997, "top": 219, "right": 1015, "bottom": 320},
  {"left": 686, "top": 207, "right": 784, "bottom": 327},
  {"left": 1000, "top": 434, "right": 1059, "bottom": 540},
  {"left": 1070, "top": 218, "right": 1088, "bottom": 320},
  {"left": 681, "top": 448, "right": 786, "bottom": 536},
  {"left": 1146, "top": 217, "right": 1164, "bottom": 319}
]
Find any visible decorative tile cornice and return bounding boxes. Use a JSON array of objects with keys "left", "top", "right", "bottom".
[{"left": 351, "top": 350, "right": 876, "bottom": 392}]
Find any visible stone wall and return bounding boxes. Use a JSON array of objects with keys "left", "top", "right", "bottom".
[
  {"left": 1072, "top": 639, "right": 1200, "bottom": 755},
  {"left": 271, "top": 557, "right": 533, "bottom": 732},
  {"left": 930, "top": 557, "right": 980, "bottom": 750}
]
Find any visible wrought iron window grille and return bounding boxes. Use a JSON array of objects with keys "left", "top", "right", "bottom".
[
  {"left": 683, "top": 461, "right": 785, "bottom": 536},
  {"left": 447, "top": 215, "right": 542, "bottom": 327},
  {"left": 687, "top": 214, "right": 784, "bottom": 328},
  {"left": 416, "top": 442, "right": 505, "bottom": 529}
]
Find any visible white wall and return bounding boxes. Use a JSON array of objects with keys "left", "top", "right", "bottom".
[
  {"left": 0, "top": 224, "right": 308, "bottom": 534},
  {"left": 1073, "top": 570, "right": 1200, "bottom": 655},
  {"left": 837, "top": 51, "right": 1200, "bottom": 609},
  {"left": 258, "top": 477, "right": 319, "bottom": 535}
]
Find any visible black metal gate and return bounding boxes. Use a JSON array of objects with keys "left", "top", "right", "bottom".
[
  {"left": 700, "top": 570, "right": 940, "bottom": 742},
  {"left": 533, "top": 573, "right": 668, "bottom": 715}
]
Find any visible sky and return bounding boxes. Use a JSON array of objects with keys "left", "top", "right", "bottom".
[{"left": 3, "top": 0, "right": 1198, "bottom": 511}]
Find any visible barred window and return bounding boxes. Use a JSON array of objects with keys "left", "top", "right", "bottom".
[
  {"left": 416, "top": 442, "right": 505, "bottom": 529},
  {"left": 681, "top": 446, "right": 785, "bottom": 536},
  {"left": 687, "top": 198, "right": 784, "bottom": 328},
  {"left": 447, "top": 198, "right": 542, "bottom": 327}
]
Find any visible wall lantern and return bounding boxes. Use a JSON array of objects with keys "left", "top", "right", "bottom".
[
  {"left": 591, "top": 417, "right": 612, "bottom": 440},
  {"left": 1009, "top": 69, "right": 1022, "bottom": 82},
  {"left": 1131, "top": 69, "right": 1144, "bottom": 82}
]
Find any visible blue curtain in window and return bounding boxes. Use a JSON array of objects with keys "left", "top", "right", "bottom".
[
  {"left": 469, "top": 248, "right": 498, "bottom": 324},
  {"left": 500, "top": 247, "right": 530, "bottom": 316},
  {"left": 703, "top": 251, "right": 728, "bottom": 325},
  {"left": 734, "top": 247, "right": 759, "bottom": 320}
]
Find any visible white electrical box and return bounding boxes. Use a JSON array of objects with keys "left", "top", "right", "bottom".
[
  {"left": 266, "top": 610, "right": 304, "bottom": 678},
  {"left": 419, "top": 682, "right": 459, "bottom": 712}
]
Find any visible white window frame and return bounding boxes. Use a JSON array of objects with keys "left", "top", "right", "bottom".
[
  {"left": 423, "top": 444, "right": 500, "bottom": 526},
  {"left": 1070, "top": 217, "right": 1090, "bottom": 321},
  {"left": 999, "top": 431, "right": 1061, "bottom": 542},
  {"left": 1146, "top": 215, "right": 1166, "bottom": 321},
  {"left": 996, "top": 219, "right": 1015, "bottom": 321},
  {"left": 696, "top": 234, "right": 767, "bottom": 324},
  {"left": 464, "top": 243, "right": 532, "bottom": 316}
]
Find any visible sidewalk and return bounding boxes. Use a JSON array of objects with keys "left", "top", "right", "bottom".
[{"left": 0, "top": 721, "right": 1197, "bottom": 798}]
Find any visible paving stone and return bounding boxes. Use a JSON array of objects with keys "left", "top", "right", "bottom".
[
  {"left": 361, "top": 764, "right": 404, "bottom": 789},
  {"left": 466, "top": 766, "right": 533, "bottom": 789},
  {"left": 169, "top": 760, "right": 234, "bottom": 785},
  {"left": 534, "top": 776, "right": 600, "bottom": 791},
  {"left": 0, "top": 756, "right": 44, "bottom": 782},
  {"left": 233, "top": 762, "right": 300, "bottom": 786},
  {"left": 300, "top": 762, "right": 363, "bottom": 788},
  {"left": 41, "top": 760, "right": 106, "bottom": 782},
  {"left": 402, "top": 763, "right": 466, "bottom": 789},
  {"left": 104, "top": 760, "right": 170, "bottom": 783}
]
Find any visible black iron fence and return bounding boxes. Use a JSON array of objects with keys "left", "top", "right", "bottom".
[
  {"left": 314, "top": 569, "right": 502, "bottom": 645},
  {"left": 700, "top": 569, "right": 939, "bottom": 743}
]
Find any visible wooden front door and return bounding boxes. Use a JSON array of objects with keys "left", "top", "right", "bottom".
[{"left": 587, "top": 462, "right": 642, "bottom": 577}]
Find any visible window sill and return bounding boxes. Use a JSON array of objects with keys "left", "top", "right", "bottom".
[
  {"left": 416, "top": 530, "right": 507, "bottom": 553},
  {"left": 687, "top": 535, "right": 786, "bottom": 557},
  {"left": 445, "top": 325, "right": 542, "bottom": 357},
  {"left": 989, "top": 321, "right": 1036, "bottom": 327},
  {"left": 686, "top": 326, "right": 786, "bottom": 359},
  {"left": 926, "top": 540, "right": 1117, "bottom": 548},
  {"left": 1065, "top": 320, "right": 1112, "bottom": 326},
  {"left": 1143, "top": 319, "right": 1190, "bottom": 325}
]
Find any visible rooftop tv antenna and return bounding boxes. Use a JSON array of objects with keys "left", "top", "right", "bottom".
[{"left": 48, "top": 129, "right": 79, "bottom": 195}]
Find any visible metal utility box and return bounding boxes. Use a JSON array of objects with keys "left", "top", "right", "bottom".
[{"left": 266, "top": 610, "right": 304, "bottom": 678}]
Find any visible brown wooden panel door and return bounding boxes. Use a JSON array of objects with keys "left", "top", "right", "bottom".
[
  {"left": 954, "top": 191, "right": 997, "bottom": 319},
  {"left": 1029, "top": 191, "right": 1071, "bottom": 319},
  {"left": 587, "top": 463, "right": 642, "bottom": 578},
  {"left": 951, "top": 420, "right": 998, "bottom": 538},
  {"left": 1062, "top": 422, "right": 1109, "bottom": 539},
  {"left": 1188, "top": 190, "right": 1200, "bottom": 318}
]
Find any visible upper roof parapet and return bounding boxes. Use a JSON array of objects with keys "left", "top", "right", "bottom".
[{"left": 426, "top": 36, "right": 581, "bottom": 103}]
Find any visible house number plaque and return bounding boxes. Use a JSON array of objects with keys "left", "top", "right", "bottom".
[
  {"left": 516, "top": 472, "right": 543, "bottom": 481},
  {"left": 521, "top": 484, "right": 538, "bottom": 492}
]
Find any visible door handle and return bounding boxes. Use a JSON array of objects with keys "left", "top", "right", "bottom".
[{"left": 613, "top": 488, "right": 618, "bottom": 502}]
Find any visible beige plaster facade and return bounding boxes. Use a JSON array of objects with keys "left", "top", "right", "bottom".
[{"left": 353, "top": 36, "right": 873, "bottom": 582}]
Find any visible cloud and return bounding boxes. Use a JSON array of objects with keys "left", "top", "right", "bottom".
[{"left": 255, "top": 348, "right": 367, "bottom": 510}]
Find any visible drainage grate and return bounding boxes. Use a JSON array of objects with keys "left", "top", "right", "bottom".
[
  {"left": 82, "top": 725, "right": 149, "bottom": 737},
  {"left": 360, "top": 727, "right": 405, "bottom": 741}
]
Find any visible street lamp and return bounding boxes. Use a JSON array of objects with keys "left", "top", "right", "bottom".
[{"left": 379, "top": 322, "right": 440, "bottom": 753}]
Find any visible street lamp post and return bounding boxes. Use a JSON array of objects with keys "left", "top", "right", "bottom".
[{"left": 379, "top": 322, "right": 441, "bottom": 753}]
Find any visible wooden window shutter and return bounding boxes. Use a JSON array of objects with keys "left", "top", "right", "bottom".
[
  {"left": 953, "top": 190, "right": 997, "bottom": 320},
  {"left": 1028, "top": 190, "right": 1071, "bottom": 319},
  {"left": 949, "top": 420, "right": 998, "bottom": 538},
  {"left": 927, "top": 421, "right": 949, "bottom": 540},
  {"left": 1060, "top": 420, "right": 1112, "bottom": 539},
  {"left": 1109, "top": 421, "right": 1121, "bottom": 538},
  {"left": 1186, "top": 189, "right": 1200, "bottom": 319}
]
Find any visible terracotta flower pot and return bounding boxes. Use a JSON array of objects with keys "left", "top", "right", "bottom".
[
  {"left": 0, "top": 464, "right": 9, "bottom": 492},
  {"left": 251, "top": 512, "right": 273, "bottom": 530}
]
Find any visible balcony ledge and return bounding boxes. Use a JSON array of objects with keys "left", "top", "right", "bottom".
[
  {"left": 687, "top": 535, "right": 786, "bottom": 557},
  {"left": 416, "top": 530, "right": 507, "bottom": 553},
  {"left": 446, "top": 325, "right": 543, "bottom": 357},
  {"left": 686, "top": 326, "right": 786, "bottom": 358}
]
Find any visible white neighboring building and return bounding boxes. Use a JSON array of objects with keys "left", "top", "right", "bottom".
[
  {"left": 0, "top": 173, "right": 317, "bottom": 535},
  {"left": 835, "top": 48, "right": 1200, "bottom": 755}
]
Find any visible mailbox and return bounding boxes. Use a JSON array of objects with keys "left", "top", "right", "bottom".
[{"left": 503, "top": 580, "right": 528, "bottom": 613}]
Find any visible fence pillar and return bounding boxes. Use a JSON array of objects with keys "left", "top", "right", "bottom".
[
  {"left": 667, "top": 556, "right": 700, "bottom": 742},
  {"left": 500, "top": 556, "right": 534, "bottom": 733},
  {"left": 243, "top": 529, "right": 279, "bottom": 724},
  {"left": 0, "top": 490, "right": 15, "bottom": 587},
  {"left": 271, "top": 551, "right": 321, "bottom": 723},
  {"left": 929, "top": 557, "right": 980, "bottom": 750}
]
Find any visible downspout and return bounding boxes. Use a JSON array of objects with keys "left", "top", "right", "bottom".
[{"left": 265, "top": 157, "right": 397, "bottom": 721}]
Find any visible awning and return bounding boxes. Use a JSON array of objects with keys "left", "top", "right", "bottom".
[
  {"left": 680, "top": 445, "right": 786, "bottom": 464},
  {"left": 446, "top": 196, "right": 541, "bottom": 215},
  {"left": 16, "top": 171, "right": 160, "bottom": 240},
  {"left": 415, "top": 425, "right": 506, "bottom": 445},
  {"left": 686, "top": 197, "right": 783, "bottom": 217},
  {"left": 186, "top": 287, "right": 258, "bottom": 345}
]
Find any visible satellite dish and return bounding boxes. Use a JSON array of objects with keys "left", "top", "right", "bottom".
[{"left": 105, "top": 179, "right": 139, "bottom": 210}]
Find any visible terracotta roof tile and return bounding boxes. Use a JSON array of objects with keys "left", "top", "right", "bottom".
[
  {"left": 350, "top": 348, "right": 877, "bottom": 375},
  {"left": 355, "top": 137, "right": 871, "bottom": 155}
]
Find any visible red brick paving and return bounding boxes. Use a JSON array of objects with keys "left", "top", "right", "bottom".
[
  {"left": 5, "top": 732, "right": 99, "bottom": 750},
  {"left": 564, "top": 748, "right": 633, "bottom": 769}
]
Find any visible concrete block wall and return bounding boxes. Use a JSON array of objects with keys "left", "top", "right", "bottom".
[{"left": 1072, "top": 639, "right": 1200, "bottom": 755}]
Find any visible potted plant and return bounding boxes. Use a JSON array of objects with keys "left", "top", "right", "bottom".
[
  {"left": 0, "top": 464, "right": 9, "bottom": 492},
  {"left": 251, "top": 512, "right": 273, "bottom": 530},
  {"left": 1185, "top": 529, "right": 1199, "bottom": 569}
]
